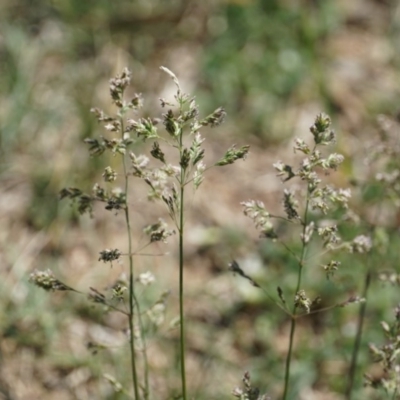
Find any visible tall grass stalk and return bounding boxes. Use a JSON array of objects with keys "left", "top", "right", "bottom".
[
  {"left": 30, "top": 66, "right": 250, "bottom": 399},
  {"left": 345, "top": 187, "right": 379, "bottom": 399},
  {"left": 58, "top": 68, "right": 151, "bottom": 399},
  {"left": 345, "top": 116, "right": 396, "bottom": 398},
  {"left": 240, "top": 114, "right": 370, "bottom": 399},
  {"left": 178, "top": 106, "right": 188, "bottom": 400},
  {"left": 345, "top": 267, "right": 371, "bottom": 399},
  {"left": 155, "top": 66, "right": 248, "bottom": 399},
  {"left": 121, "top": 113, "right": 148, "bottom": 400},
  {"left": 178, "top": 170, "right": 187, "bottom": 400},
  {"left": 283, "top": 195, "right": 310, "bottom": 400},
  {"left": 124, "top": 204, "right": 141, "bottom": 400}
]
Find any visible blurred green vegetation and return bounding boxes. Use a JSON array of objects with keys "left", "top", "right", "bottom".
[
  {"left": 201, "top": 1, "right": 339, "bottom": 141},
  {"left": 1, "top": 0, "right": 400, "bottom": 399}
]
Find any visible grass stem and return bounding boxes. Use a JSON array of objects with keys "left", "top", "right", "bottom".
[
  {"left": 282, "top": 195, "right": 310, "bottom": 400},
  {"left": 121, "top": 117, "right": 141, "bottom": 400},
  {"left": 345, "top": 267, "right": 371, "bottom": 399},
  {"left": 124, "top": 199, "right": 141, "bottom": 400},
  {"left": 178, "top": 134, "right": 188, "bottom": 400}
]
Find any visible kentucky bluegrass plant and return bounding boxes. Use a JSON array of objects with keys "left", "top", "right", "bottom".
[
  {"left": 127, "top": 66, "right": 248, "bottom": 399},
  {"left": 353, "top": 114, "right": 400, "bottom": 399},
  {"left": 338, "top": 113, "right": 400, "bottom": 399},
  {"left": 29, "top": 67, "right": 249, "bottom": 400},
  {"left": 28, "top": 66, "right": 387, "bottom": 400},
  {"left": 239, "top": 113, "right": 370, "bottom": 399}
]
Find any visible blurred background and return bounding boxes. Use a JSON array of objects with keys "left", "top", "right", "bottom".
[{"left": 1, "top": 0, "right": 400, "bottom": 399}]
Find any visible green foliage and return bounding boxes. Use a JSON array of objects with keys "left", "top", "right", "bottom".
[{"left": 201, "top": 0, "right": 340, "bottom": 141}]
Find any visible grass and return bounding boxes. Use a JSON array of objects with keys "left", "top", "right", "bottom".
[
  {"left": 2, "top": 1, "right": 400, "bottom": 399},
  {"left": 27, "top": 70, "right": 400, "bottom": 400}
]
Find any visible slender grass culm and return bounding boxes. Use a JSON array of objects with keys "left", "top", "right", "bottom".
[
  {"left": 29, "top": 67, "right": 249, "bottom": 400},
  {"left": 31, "top": 69, "right": 150, "bottom": 399},
  {"left": 341, "top": 113, "right": 400, "bottom": 399},
  {"left": 238, "top": 113, "right": 371, "bottom": 399},
  {"left": 129, "top": 66, "right": 249, "bottom": 400}
]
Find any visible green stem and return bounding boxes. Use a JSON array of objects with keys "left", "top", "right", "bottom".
[
  {"left": 345, "top": 266, "right": 371, "bottom": 399},
  {"left": 124, "top": 202, "right": 141, "bottom": 400},
  {"left": 283, "top": 314, "right": 297, "bottom": 400},
  {"left": 282, "top": 196, "right": 310, "bottom": 400},
  {"left": 121, "top": 116, "right": 141, "bottom": 400},
  {"left": 135, "top": 291, "right": 150, "bottom": 400},
  {"left": 345, "top": 176, "right": 383, "bottom": 399},
  {"left": 178, "top": 138, "right": 187, "bottom": 400}
]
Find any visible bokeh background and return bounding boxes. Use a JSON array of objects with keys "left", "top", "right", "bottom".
[{"left": 1, "top": 0, "right": 400, "bottom": 399}]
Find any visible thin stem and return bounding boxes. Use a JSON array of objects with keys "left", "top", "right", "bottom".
[
  {"left": 258, "top": 286, "right": 292, "bottom": 316},
  {"left": 345, "top": 164, "right": 384, "bottom": 398},
  {"left": 279, "top": 241, "right": 301, "bottom": 263},
  {"left": 230, "top": 264, "right": 291, "bottom": 315},
  {"left": 131, "top": 252, "right": 169, "bottom": 257},
  {"left": 282, "top": 195, "right": 310, "bottom": 400},
  {"left": 120, "top": 115, "right": 143, "bottom": 400},
  {"left": 65, "top": 287, "right": 130, "bottom": 316},
  {"left": 124, "top": 191, "right": 141, "bottom": 400},
  {"left": 178, "top": 134, "right": 188, "bottom": 400},
  {"left": 283, "top": 314, "right": 297, "bottom": 400},
  {"left": 345, "top": 266, "right": 371, "bottom": 399},
  {"left": 124, "top": 194, "right": 150, "bottom": 400},
  {"left": 134, "top": 289, "right": 150, "bottom": 400}
]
